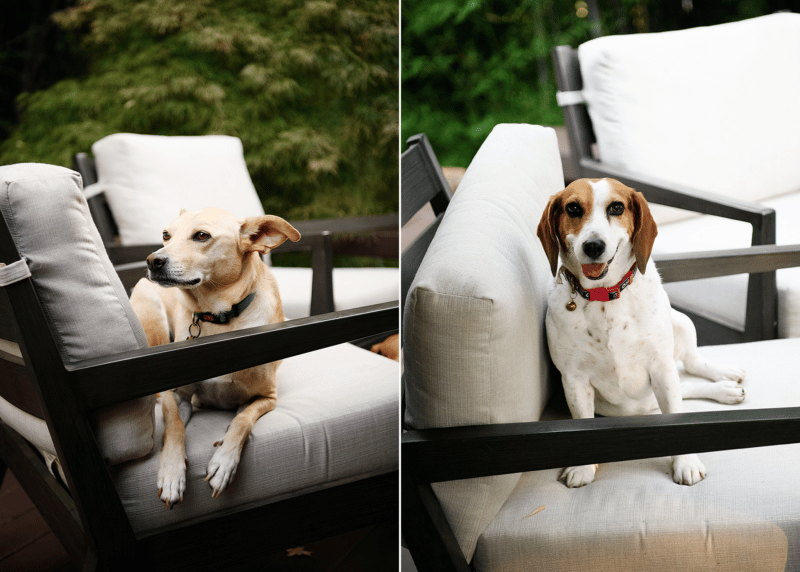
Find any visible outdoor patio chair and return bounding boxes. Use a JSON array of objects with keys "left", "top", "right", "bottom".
[
  {"left": 72, "top": 133, "right": 398, "bottom": 322},
  {"left": 553, "top": 12, "right": 800, "bottom": 343},
  {"left": 0, "top": 163, "right": 399, "bottom": 571},
  {"left": 402, "top": 123, "right": 800, "bottom": 571}
]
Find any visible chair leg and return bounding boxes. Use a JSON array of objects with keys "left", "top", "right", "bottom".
[
  {"left": 0, "top": 456, "right": 8, "bottom": 486},
  {"left": 401, "top": 473, "right": 471, "bottom": 572}
]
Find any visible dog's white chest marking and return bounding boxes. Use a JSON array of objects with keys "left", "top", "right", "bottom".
[{"left": 547, "top": 271, "right": 671, "bottom": 415}]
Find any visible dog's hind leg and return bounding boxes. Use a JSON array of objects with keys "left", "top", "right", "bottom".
[
  {"left": 157, "top": 387, "right": 193, "bottom": 509},
  {"left": 672, "top": 309, "right": 746, "bottom": 383}
]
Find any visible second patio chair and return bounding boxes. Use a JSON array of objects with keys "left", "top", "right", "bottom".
[
  {"left": 553, "top": 12, "right": 800, "bottom": 343},
  {"left": 72, "top": 133, "right": 398, "bottom": 322}
]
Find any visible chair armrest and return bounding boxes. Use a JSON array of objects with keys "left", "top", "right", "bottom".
[
  {"left": 113, "top": 260, "right": 147, "bottom": 291},
  {"left": 268, "top": 214, "right": 398, "bottom": 316},
  {"left": 655, "top": 244, "right": 800, "bottom": 282},
  {"left": 281, "top": 215, "right": 398, "bottom": 258},
  {"left": 106, "top": 244, "right": 161, "bottom": 265},
  {"left": 581, "top": 158, "right": 775, "bottom": 230},
  {"left": 67, "top": 301, "right": 398, "bottom": 410},
  {"left": 403, "top": 406, "right": 800, "bottom": 483},
  {"left": 293, "top": 214, "right": 398, "bottom": 236}
]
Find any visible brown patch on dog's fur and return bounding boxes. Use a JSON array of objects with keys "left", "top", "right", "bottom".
[{"left": 537, "top": 178, "right": 657, "bottom": 275}]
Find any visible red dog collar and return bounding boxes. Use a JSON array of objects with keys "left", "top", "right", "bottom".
[{"left": 562, "top": 264, "right": 637, "bottom": 302}]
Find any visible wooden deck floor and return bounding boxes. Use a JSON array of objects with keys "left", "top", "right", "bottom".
[{"left": 0, "top": 470, "right": 397, "bottom": 571}]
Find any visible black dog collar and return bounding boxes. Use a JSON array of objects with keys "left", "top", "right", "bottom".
[
  {"left": 194, "top": 292, "right": 257, "bottom": 324},
  {"left": 187, "top": 292, "right": 257, "bottom": 339}
]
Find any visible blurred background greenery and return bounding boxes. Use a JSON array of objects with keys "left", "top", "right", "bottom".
[
  {"left": 401, "top": 0, "right": 794, "bottom": 169},
  {"left": 0, "top": 0, "right": 398, "bottom": 227}
]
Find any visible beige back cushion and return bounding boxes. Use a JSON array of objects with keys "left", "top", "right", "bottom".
[
  {"left": 0, "top": 163, "right": 155, "bottom": 465},
  {"left": 89, "top": 133, "right": 265, "bottom": 245},
  {"left": 403, "top": 124, "right": 564, "bottom": 561}
]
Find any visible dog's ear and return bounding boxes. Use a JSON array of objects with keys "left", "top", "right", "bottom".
[
  {"left": 179, "top": 208, "right": 188, "bottom": 216},
  {"left": 240, "top": 215, "right": 301, "bottom": 253},
  {"left": 537, "top": 193, "right": 562, "bottom": 276},
  {"left": 630, "top": 190, "right": 658, "bottom": 274}
]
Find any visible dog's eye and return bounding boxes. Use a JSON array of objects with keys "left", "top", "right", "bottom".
[
  {"left": 193, "top": 231, "right": 211, "bottom": 242},
  {"left": 565, "top": 202, "right": 583, "bottom": 218},
  {"left": 607, "top": 202, "right": 625, "bottom": 216},
  {"left": 162, "top": 231, "right": 170, "bottom": 241}
]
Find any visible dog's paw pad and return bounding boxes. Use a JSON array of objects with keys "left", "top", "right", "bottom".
[
  {"left": 205, "top": 446, "right": 239, "bottom": 497},
  {"left": 559, "top": 465, "right": 597, "bottom": 488},
  {"left": 672, "top": 455, "right": 706, "bottom": 486}
]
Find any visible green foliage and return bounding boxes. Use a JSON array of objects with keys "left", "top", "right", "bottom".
[
  {"left": 401, "top": 0, "right": 775, "bottom": 169},
  {"left": 1, "top": 0, "right": 398, "bottom": 221},
  {"left": 402, "top": 0, "right": 591, "bottom": 168}
]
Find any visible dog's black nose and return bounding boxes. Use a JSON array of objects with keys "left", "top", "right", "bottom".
[
  {"left": 582, "top": 239, "right": 606, "bottom": 260},
  {"left": 147, "top": 253, "right": 167, "bottom": 271}
]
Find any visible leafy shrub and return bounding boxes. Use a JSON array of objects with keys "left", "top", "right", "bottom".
[{"left": 0, "top": 0, "right": 398, "bottom": 221}]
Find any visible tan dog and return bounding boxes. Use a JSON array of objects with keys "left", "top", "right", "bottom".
[{"left": 130, "top": 207, "right": 300, "bottom": 507}]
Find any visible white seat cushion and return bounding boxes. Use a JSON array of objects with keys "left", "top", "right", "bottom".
[
  {"left": 112, "top": 343, "right": 398, "bottom": 534},
  {"left": 90, "top": 134, "right": 265, "bottom": 245},
  {"left": 403, "top": 124, "right": 564, "bottom": 561},
  {"left": 474, "top": 338, "right": 800, "bottom": 571},
  {"left": 579, "top": 13, "right": 800, "bottom": 226},
  {"left": 653, "top": 191, "right": 800, "bottom": 337},
  {"left": 273, "top": 267, "right": 399, "bottom": 319}
]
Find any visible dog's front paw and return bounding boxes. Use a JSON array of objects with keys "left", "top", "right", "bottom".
[
  {"left": 716, "top": 366, "right": 746, "bottom": 383},
  {"left": 672, "top": 454, "right": 706, "bottom": 486},
  {"left": 713, "top": 379, "right": 746, "bottom": 404},
  {"left": 560, "top": 464, "right": 597, "bottom": 488},
  {"left": 157, "top": 450, "right": 187, "bottom": 509},
  {"left": 205, "top": 443, "right": 240, "bottom": 497}
]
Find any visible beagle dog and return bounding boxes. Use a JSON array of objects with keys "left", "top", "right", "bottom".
[{"left": 537, "top": 178, "right": 745, "bottom": 488}]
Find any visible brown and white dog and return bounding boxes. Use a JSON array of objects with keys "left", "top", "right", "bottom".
[
  {"left": 130, "top": 207, "right": 300, "bottom": 507},
  {"left": 537, "top": 178, "right": 745, "bottom": 488}
]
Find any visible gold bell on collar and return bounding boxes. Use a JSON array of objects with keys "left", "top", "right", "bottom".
[{"left": 558, "top": 266, "right": 578, "bottom": 311}]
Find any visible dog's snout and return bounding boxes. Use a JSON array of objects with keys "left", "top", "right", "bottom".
[
  {"left": 582, "top": 239, "right": 606, "bottom": 260},
  {"left": 147, "top": 253, "right": 167, "bottom": 271}
]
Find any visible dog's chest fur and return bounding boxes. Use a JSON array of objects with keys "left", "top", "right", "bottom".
[
  {"left": 546, "top": 266, "right": 674, "bottom": 415},
  {"left": 171, "top": 293, "right": 280, "bottom": 409}
]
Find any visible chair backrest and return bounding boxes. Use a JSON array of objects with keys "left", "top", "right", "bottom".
[
  {"left": 556, "top": 12, "right": 800, "bottom": 224},
  {"left": 402, "top": 124, "right": 565, "bottom": 560},
  {"left": 400, "top": 134, "right": 452, "bottom": 315},
  {"left": 72, "top": 152, "right": 120, "bottom": 245},
  {"left": 0, "top": 164, "right": 156, "bottom": 469},
  {"left": 80, "top": 133, "right": 265, "bottom": 246}
]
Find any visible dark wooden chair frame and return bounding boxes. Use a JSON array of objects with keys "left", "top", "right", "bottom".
[
  {"left": 552, "top": 45, "right": 778, "bottom": 344},
  {"left": 72, "top": 153, "right": 399, "bottom": 323},
  {"left": 0, "top": 204, "right": 399, "bottom": 571},
  {"left": 400, "top": 132, "right": 800, "bottom": 572},
  {"left": 400, "top": 134, "right": 452, "bottom": 317}
]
